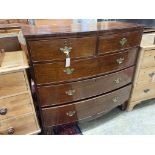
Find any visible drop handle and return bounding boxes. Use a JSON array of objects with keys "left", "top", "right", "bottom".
[
  {"left": 0, "top": 108, "right": 7, "bottom": 115},
  {"left": 116, "top": 57, "right": 124, "bottom": 64},
  {"left": 144, "top": 89, "right": 150, "bottom": 93},
  {"left": 112, "top": 97, "right": 119, "bottom": 103},
  {"left": 120, "top": 38, "right": 127, "bottom": 46},
  {"left": 114, "top": 78, "right": 121, "bottom": 84},
  {"left": 65, "top": 89, "right": 76, "bottom": 96},
  {"left": 66, "top": 111, "right": 76, "bottom": 117},
  {"left": 7, "top": 127, "right": 15, "bottom": 135},
  {"left": 60, "top": 46, "right": 72, "bottom": 56},
  {"left": 64, "top": 68, "right": 74, "bottom": 75},
  {"left": 149, "top": 72, "right": 155, "bottom": 77}
]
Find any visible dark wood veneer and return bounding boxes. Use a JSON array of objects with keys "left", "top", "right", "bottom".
[
  {"left": 33, "top": 48, "right": 138, "bottom": 85},
  {"left": 28, "top": 36, "right": 97, "bottom": 62},
  {"left": 38, "top": 67, "right": 134, "bottom": 107},
  {"left": 22, "top": 21, "right": 143, "bottom": 133},
  {"left": 42, "top": 85, "right": 132, "bottom": 126}
]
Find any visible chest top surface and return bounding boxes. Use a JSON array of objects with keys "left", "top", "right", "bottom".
[{"left": 21, "top": 21, "right": 143, "bottom": 38}]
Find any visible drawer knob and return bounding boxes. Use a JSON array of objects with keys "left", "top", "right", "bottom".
[
  {"left": 66, "top": 111, "right": 76, "bottom": 117},
  {"left": 0, "top": 108, "right": 7, "bottom": 115},
  {"left": 112, "top": 97, "right": 119, "bottom": 103},
  {"left": 7, "top": 127, "right": 15, "bottom": 135},
  {"left": 114, "top": 78, "right": 121, "bottom": 84},
  {"left": 149, "top": 72, "right": 155, "bottom": 77},
  {"left": 60, "top": 46, "right": 72, "bottom": 56},
  {"left": 144, "top": 89, "right": 150, "bottom": 93},
  {"left": 120, "top": 38, "right": 127, "bottom": 46},
  {"left": 64, "top": 67, "right": 74, "bottom": 75},
  {"left": 65, "top": 89, "right": 76, "bottom": 96},
  {"left": 116, "top": 57, "right": 124, "bottom": 64}
]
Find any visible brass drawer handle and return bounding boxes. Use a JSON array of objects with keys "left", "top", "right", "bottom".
[
  {"left": 116, "top": 58, "right": 124, "bottom": 64},
  {"left": 120, "top": 38, "right": 127, "bottom": 46},
  {"left": 64, "top": 68, "right": 74, "bottom": 75},
  {"left": 112, "top": 97, "right": 119, "bottom": 103},
  {"left": 149, "top": 72, "right": 155, "bottom": 77},
  {"left": 144, "top": 89, "right": 150, "bottom": 93},
  {"left": 0, "top": 108, "right": 7, "bottom": 115},
  {"left": 114, "top": 78, "right": 121, "bottom": 84},
  {"left": 7, "top": 127, "right": 15, "bottom": 135},
  {"left": 60, "top": 46, "right": 72, "bottom": 56},
  {"left": 65, "top": 89, "right": 76, "bottom": 96},
  {"left": 66, "top": 111, "right": 76, "bottom": 117}
]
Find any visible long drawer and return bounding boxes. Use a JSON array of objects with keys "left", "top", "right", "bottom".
[
  {"left": 38, "top": 67, "right": 134, "bottom": 107},
  {"left": 28, "top": 36, "right": 96, "bottom": 62},
  {"left": 98, "top": 30, "right": 142, "bottom": 54},
  {"left": 34, "top": 48, "right": 138, "bottom": 85},
  {"left": 0, "top": 71, "right": 28, "bottom": 98},
  {"left": 0, "top": 113, "right": 39, "bottom": 135},
  {"left": 42, "top": 85, "right": 131, "bottom": 126},
  {"left": 141, "top": 48, "right": 155, "bottom": 68},
  {"left": 0, "top": 93, "right": 33, "bottom": 121},
  {"left": 130, "top": 82, "right": 155, "bottom": 102},
  {"left": 137, "top": 66, "right": 155, "bottom": 84}
]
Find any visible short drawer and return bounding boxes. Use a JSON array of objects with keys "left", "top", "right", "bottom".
[
  {"left": 0, "top": 113, "right": 39, "bottom": 135},
  {"left": 131, "top": 83, "right": 155, "bottom": 102},
  {"left": 0, "top": 71, "right": 28, "bottom": 98},
  {"left": 141, "top": 49, "right": 155, "bottom": 68},
  {"left": 42, "top": 85, "right": 131, "bottom": 126},
  {"left": 0, "top": 93, "right": 33, "bottom": 121},
  {"left": 38, "top": 67, "right": 134, "bottom": 107},
  {"left": 98, "top": 30, "right": 142, "bottom": 54},
  {"left": 137, "top": 66, "right": 155, "bottom": 84},
  {"left": 34, "top": 48, "right": 138, "bottom": 85},
  {"left": 28, "top": 36, "right": 96, "bottom": 62}
]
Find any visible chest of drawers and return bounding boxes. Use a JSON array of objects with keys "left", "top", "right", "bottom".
[
  {"left": 22, "top": 21, "right": 143, "bottom": 134},
  {"left": 127, "top": 32, "right": 155, "bottom": 111},
  {"left": 0, "top": 51, "right": 40, "bottom": 135}
]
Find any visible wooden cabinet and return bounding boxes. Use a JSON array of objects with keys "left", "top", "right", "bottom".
[
  {"left": 0, "top": 51, "right": 40, "bottom": 135},
  {"left": 127, "top": 32, "right": 155, "bottom": 111},
  {"left": 23, "top": 21, "right": 143, "bottom": 134}
]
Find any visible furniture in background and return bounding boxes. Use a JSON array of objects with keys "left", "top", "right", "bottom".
[
  {"left": 127, "top": 32, "right": 155, "bottom": 111},
  {"left": 0, "top": 49, "right": 40, "bottom": 134},
  {"left": 22, "top": 21, "right": 143, "bottom": 134},
  {"left": 0, "top": 19, "right": 28, "bottom": 25}
]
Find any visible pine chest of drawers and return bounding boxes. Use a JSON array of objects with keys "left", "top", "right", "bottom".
[
  {"left": 22, "top": 21, "right": 143, "bottom": 134},
  {"left": 127, "top": 32, "right": 155, "bottom": 111},
  {"left": 0, "top": 51, "right": 40, "bottom": 135}
]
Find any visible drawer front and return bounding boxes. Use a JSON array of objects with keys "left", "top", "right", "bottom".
[
  {"left": 141, "top": 49, "right": 155, "bottom": 68},
  {"left": 28, "top": 36, "right": 96, "bottom": 62},
  {"left": 0, "top": 71, "right": 28, "bottom": 98},
  {"left": 34, "top": 48, "right": 138, "bottom": 85},
  {"left": 98, "top": 30, "right": 142, "bottom": 54},
  {"left": 137, "top": 67, "right": 155, "bottom": 84},
  {"left": 38, "top": 67, "right": 134, "bottom": 107},
  {"left": 0, "top": 93, "right": 33, "bottom": 121},
  {"left": 0, "top": 113, "right": 39, "bottom": 135},
  {"left": 42, "top": 85, "right": 131, "bottom": 126},
  {"left": 131, "top": 83, "right": 155, "bottom": 102}
]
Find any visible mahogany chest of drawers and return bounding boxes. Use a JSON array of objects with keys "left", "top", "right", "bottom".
[{"left": 22, "top": 21, "right": 143, "bottom": 134}]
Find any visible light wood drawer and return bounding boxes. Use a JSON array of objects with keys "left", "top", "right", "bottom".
[
  {"left": 137, "top": 66, "right": 155, "bottom": 84},
  {"left": 131, "top": 83, "right": 155, "bottom": 102},
  {"left": 0, "top": 71, "right": 28, "bottom": 98},
  {"left": 141, "top": 49, "right": 155, "bottom": 68},
  {"left": 0, "top": 93, "right": 33, "bottom": 121},
  {"left": 0, "top": 113, "right": 39, "bottom": 135}
]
